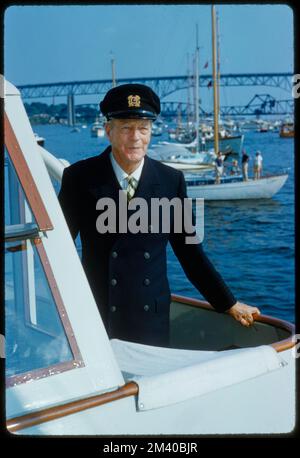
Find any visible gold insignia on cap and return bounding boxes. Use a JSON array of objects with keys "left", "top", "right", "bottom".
[{"left": 128, "top": 95, "right": 141, "bottom": 108}]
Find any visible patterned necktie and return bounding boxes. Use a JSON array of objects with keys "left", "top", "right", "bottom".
[{"left": 126, "top": 176, "right": 137, "bottom": 201}]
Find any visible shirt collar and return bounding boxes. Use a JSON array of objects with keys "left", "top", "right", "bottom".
[{"left": 110, "top": 151, "right": 144, "bottom": 185}]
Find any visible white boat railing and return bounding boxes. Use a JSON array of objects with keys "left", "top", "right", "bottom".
[{"left": 38, "top": 145, "right": 69, "bottom": 183}]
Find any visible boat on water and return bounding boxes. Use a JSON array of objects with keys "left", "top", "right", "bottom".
[
  {"left": 4, "top": 78, "right": 296, "bottom": 434},
  {"left": 151, "top": 120, "right": 164, "bottom": 136},
  {"left": 163, "top": 133, "right": 244, "bottom": 156},
  {"left": 186, "top": 173, "right": 288, "bottom": 200},
  {"left": 149, "top": 144, "right": 216, "bottom": 171},
  {"left": 279, "top": 122, "right": 294, "bottom": 138},
  {"left": 201, "top": 132, "right": 244, "bottom": 155},
  {"left": 34, "top": 132, "right": 45, "bottom": 146},
  {"left": 91, "top": 118, "right": 105, "bottom": 138}
]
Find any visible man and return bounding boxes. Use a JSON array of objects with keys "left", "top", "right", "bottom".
[
  {"left": 254, "top": 151, "right": 263, "bottom": 179},
  {"left": 58, "top": 83, "right": 260, "bottom": 347},
  {"left": 214, "top": 151, "right": 224, "bottom": 184},
  {"left": 241, "top": 149, "right": 249, "bottom": 181}
]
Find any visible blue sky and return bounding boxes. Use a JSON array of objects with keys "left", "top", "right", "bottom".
[{"left": 4, "top": 4, "right": 294, "bottom": 109}]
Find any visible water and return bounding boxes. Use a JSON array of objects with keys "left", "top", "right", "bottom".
[{"left": 34, "top": 124, "right": 295, "bottom": 323}]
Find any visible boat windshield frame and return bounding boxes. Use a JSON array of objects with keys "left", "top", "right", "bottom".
[
  {"left": 4, "top": 113, "right": 53, "bottom": 232},
  {"left": 5, "top": 112, "right": 85, "bottom": 388}
]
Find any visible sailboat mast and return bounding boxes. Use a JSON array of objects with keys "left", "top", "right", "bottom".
[
  {"left": 195, "top": 24, "right": 200, "bottom": 154},
  {"left": 212, "top": 5, "right": 219, "bottom": 154},
  {"left": 216, "top": 9, "right": 221, "bottom": 124},
  {"left": 187, "top": 53, "right": 191, "bottom": 127}
]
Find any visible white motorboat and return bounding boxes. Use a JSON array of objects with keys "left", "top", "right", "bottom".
[
  {"left": 34, "top": 132, "right": 45, "bottom": 146},
  {"left": 150, "top": 144, "right": 216, "bottom": 171},
  {"left": 160, "top": 133, "right": 244, "bottom": 156},
  {"left": 91, "top": 118, "right": 105, "bottom": 138},
  {"left": 151, "top": 120, "right": 164, "bottom": 136},
  {"left": 4, "top": 78, "right": 296, "bottom": 435}
]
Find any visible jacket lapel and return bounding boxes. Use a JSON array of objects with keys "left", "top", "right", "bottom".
[
  {"left": 88, "top": 146, "right": 122, "bottom": 200},
  {"left": 88, "top": 147, "right": 161, "bottom": 202},
  {"left": 133, "top": 155, "right": 161, "bottom": 201}
]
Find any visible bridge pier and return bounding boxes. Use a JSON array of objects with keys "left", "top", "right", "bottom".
[{"left": 67, "top": 93, "right": 75, "bottom": 126}]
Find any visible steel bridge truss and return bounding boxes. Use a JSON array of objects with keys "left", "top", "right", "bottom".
[{"left": 18, "top": 73, "right": 293, "bottom": 100}]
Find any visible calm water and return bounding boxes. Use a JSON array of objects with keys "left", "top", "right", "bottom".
[{"left": 34, "top": 123, "right": 295, "bottom": 323}]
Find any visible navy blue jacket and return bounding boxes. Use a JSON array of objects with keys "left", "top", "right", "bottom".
[{"left": 58, "top": 146, "right": 236, "bottom": 346}]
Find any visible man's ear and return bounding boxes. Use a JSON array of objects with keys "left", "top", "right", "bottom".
[{"left": 104, "top": 122, "right": 111, "bottom": 140}]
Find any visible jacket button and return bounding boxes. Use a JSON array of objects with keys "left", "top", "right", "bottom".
[
  {"left": 143, "top": 278, "right": 150, "bottom": 286},
  {"left": 111, "top": 278, "right": 117, "bottom": 286},
  {"left": 144, "top": 252, "right": 150, "bottom": 259},
  {"left": 112, "top": 251, "right": 118, "bottom": 258},
  {"left": 110, "top": 306, "right": 117, "bottom": 312},
  {"left": 144, "top": 305, "right": 150, "bottom": 311}
]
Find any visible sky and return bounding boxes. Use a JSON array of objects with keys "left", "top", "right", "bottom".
[{"left": 4, "top": 4, "right": 294, "bottom": 110}]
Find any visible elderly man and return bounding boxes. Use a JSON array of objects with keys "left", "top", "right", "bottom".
[{"left": 58, "top": 83, "right": 259, "bottom": 347}]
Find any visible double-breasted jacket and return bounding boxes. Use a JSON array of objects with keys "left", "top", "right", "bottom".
[{"left": 58, "top": 147, "right": 236, "bottom": 346}]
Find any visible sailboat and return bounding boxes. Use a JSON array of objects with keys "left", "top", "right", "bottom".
[
  {"left": 154, "top": 26, "right": 217, "bottom": 171},
  {"left": 185, "top": 6, "right": 288, "bottom": 200},
  {"left": 202, "top": 10, "right": 244, "bottom": 156},
  {"left": 91, "top": 54, "right": 117, "bottom": 139}
]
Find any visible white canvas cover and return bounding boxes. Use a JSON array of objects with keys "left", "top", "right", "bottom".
[{"left": 111, "top": 339, "right": 283, "bottom": 411}]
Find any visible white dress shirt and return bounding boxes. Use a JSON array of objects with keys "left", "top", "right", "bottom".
[{"left": 110, "top": 152, "right": 144, "bottom": 190}]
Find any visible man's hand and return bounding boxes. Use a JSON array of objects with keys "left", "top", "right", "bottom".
[{"left": 227, "top": 301, "right": 261, "bottom": 327}]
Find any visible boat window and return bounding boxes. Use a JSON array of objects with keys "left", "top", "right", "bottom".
[
  {"left": 5, "top": 122, "right": 84, "bottom": 387},
  {"left": 5, "top": 238, "right": 75, "bottom": 381},
  {"left": 5, "top": 151, "right": 37, "bottom": 227},
  {"left": 4, "top": 114, "right": 53, "bottom": 231}
]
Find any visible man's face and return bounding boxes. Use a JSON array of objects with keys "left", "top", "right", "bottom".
[{"left": 105, "top": 118, "right": 152, "bottom": 171}]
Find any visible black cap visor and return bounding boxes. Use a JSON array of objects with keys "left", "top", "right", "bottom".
[{"left": 106, "top": 109, "right": 157, "bottom": 120}]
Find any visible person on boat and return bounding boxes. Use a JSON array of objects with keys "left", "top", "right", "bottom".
[
  {"left": 214, "top": 151, "right": 224, "bottom": 184},
  {"left": 254, "top": 151, "right": 263, "bottom": 180},
  {"left": 58, "top": 83, "right": 260, "bottom": 347},
  {"left": 230, "top": 159, "right": 240, "bottom": 176},
  {"left": 241, "top": 149, "right": 249, "bottom": 181}
]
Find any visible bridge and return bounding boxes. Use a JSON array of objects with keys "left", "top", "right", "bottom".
[
  {"left": 160, "top": 94, "right": 293, "bottom": 118},
  {"left": 18, "top": 73, "right": 294, "bottom": 124}
]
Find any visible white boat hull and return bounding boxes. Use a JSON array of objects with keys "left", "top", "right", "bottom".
[
  {"left": 91, "top": 129, "right": 105, "bottom": 138},
  {"left": 187, "top": 175, "right": 288, "bottom": 200},
  {"left": 160, "top": 134, "right": 244, "bottom": 156},
  {"left": 16, "top": 347, "right": 295, "bottom": 435},
  {"left": 162, "top": 161, "right": 213, "bottom": 171}
]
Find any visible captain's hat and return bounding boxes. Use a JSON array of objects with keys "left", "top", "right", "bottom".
[{"left": 99, "top": 83, "right": 160, "bottom": 120}]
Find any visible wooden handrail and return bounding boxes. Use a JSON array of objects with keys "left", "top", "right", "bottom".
[
  {"left": 7, "top": 381, "right": 138, "bottom": 433},
  {"left": 171, "top": 294, "right": 295, "bottom": 353}
]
